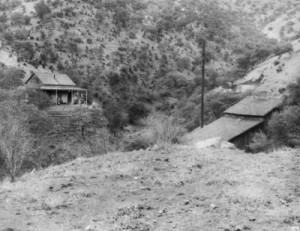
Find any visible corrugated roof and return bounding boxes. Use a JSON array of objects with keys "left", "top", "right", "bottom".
[
  {"left": 185, "top": 115, "right": 264, "bottom": 143},
  {"left": 27, "top": 72, "right": 76, "bottom": 86},
  {"left": 41, "top": 86, "right": 86, "bottom": 91},
  {"left": 225, "top": 96, "right": 283, "bottom": 117}
]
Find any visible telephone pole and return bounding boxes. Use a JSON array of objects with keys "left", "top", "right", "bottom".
[{"left": 201, "top": 40, "right": 206, "bottom": 128}]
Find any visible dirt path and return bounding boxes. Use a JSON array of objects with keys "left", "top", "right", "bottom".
[{"left": 0, "top": 146, "right": 299, "bottom": 231}]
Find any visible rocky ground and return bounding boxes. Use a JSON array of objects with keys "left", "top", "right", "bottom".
[{"left": 0, "top": 145, "right": 300, "bottom": 231}]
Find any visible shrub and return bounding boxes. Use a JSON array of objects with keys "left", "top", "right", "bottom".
[
  {"left": 248, "top": 131, "right": 271, "bottom": 153},
  {"left": 0, "top": 67, "right": 24, "bottom": 89},
  {"left": 26, "top": 89, "right": 52, "bottom": 109},
  {"left": 0, "top": 12, "right": 8, "bottom": 23},
  {"left": 268, "top": 106, "right": 300, "bottom": 148},
  {"left": 10, "top": 12, "right": 25, "bottom": 25},
  {"left": 2, "top": 31, "right": 14, "bottom": 44},
  {"left": 95, "top": 10, "right": 105, "bottom": 24},
  {"left": 113, "top": 7, "right": 130, "bottom": 28},
  {"left": 145, "top": 113, "right": 186, "bottom": 148},
  {"left": 14, "top": 28, "right": 28, "bottom": 40},
  {"left": 177, "top": 57, "right": 191, "bottom": 71},
  {"left": 103, "top": 101, "right": 127, "bottom": 135},
  {"left": 24, "top": 15, "right": 31, "bottom": 25},
  {"left": 13, "top": 41, "right": 34, "bottom": 61},
  {"left": 35, "top": 0, "right": 51, "bottom": 19},
  {"left": 127, "top": 102, "right": 150, "bottom": 124}
]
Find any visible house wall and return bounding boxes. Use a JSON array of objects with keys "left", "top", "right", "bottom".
[{"left": 26, "top": 75, "right": 41, "bottom": 88}]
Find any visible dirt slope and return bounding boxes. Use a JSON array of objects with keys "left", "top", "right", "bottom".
[{"left": 0, "top": 146, "right": 300, "bottom": 231}]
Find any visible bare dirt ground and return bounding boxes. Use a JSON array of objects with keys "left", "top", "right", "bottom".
[{"left": 0, "top": 146, "right": 300, "bottom": 231}]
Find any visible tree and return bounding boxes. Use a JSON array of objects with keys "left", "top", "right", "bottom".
[
  {"left": 71, "top": 107, "right": 107, "bottom": 140},
  {"left": 35, "top": 0, "right": 51, "bottom": 19},
  {"left": 0, "top": 102, "right": 34, "bottom": 182}
]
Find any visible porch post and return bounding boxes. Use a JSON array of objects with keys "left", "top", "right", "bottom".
[
  {"left": 71, "top": 90, "right": 73, "bottom": 105},
  {"left": 56, "top": 89, "right": 58, "bottom": 105},
  {"left": 86, "top": 90, "right": 87, "bottom": 106}
]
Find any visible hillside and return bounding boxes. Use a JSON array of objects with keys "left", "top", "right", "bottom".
[
  {"left": 0, "top": 0, "right": 295, "bottom": 135},
  {"left": 1, "top": 145, "right": 300, "bottom": 231},
  {"left": 236, "top": 50, "right": 300, "bottom": 96}
]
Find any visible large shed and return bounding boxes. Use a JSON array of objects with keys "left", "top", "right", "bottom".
[
  {"left": 25, "top": 72, "right": 87, "bottom": 106},
  {"left": 185, "top": 95, "right": 283, "bottom": 149}
]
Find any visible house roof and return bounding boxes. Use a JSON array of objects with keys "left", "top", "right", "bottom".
[
  {"left": 185, "top": 115, "right": 264, "bottom": 143},
  {"left": 26, "top": 72, "right": 76, "bottom": 86},
  {"left": 224, "top": 96, "right": 283, "bottom": 117}
]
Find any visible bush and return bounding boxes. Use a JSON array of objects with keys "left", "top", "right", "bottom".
[
  {"left": 2, "top": 31, "right": 14, "bottom": 44},
  {"left": 127, "top": 102, "right": 150, "bottom": 124},
  {"left": 103, "top": 101, "right": 127, "bottom": 135},
  {"left": 248, "top": 131, "right": 271, "bottom": 153},
  {"left": 10, "top": 12, "right": 25, "bottom": 25},
  {"left": 268, "top": 106, "right": 300, "bottom": 148},
  {"left": 145, "top": 113, "right": 186, "bottom": 148},
  {"left": 13, "top": 41, "right": 34, "bottom": 61},
  {"left": 14, "top": 28, "right": 28, "bottom": 40},
  {"left": 0, "top": 12, "right": 8, "bottom": 23},
  {"left": 26, "top": 89, "right": 52, "bottom": 109},
  {"left": 35, "top": 0, "right": 51, "bottom": 19},
  {"left": 0, "top": 67, "right": 24, "bottom": 89},
  {"left": 113, "top": 7, "right": 130, "bottom": 28},
  {"left": 95, "top": 10, "right": 105, "bottom": 24},
  {"left": 177, "top": 57, "right": 191, "bottom": 71}
]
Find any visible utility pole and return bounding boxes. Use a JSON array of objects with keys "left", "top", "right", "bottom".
[{"left": 201, "top": 40, "right": 206, "bottom": 128}]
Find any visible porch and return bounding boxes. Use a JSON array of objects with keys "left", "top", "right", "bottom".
[{"left": 41, "top": 86, "right": 87, "bottom": 106}]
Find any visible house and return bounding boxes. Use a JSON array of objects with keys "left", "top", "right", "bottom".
[
  {"left": 185, "top": 95, "right": 283, "bottom": 149},
  {"left": 25, "top": 72, "right": 87, "bottom": 106}
]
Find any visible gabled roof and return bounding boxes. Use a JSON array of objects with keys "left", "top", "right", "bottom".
[
  {"left": 185, "top": 115, "right": 264, "bottom": 143},
  {"left": 25, "top": 72, "right": 76, "bottom": 86},
  {"left": 225, "top": 96, "right": 283, "bottom": 117}
]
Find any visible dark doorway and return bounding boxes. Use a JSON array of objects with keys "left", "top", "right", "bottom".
[{"left": 68, "top": 91, "right": 72, "bottom": 105}]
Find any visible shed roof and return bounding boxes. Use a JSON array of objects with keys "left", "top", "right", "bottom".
[
  {"left": 185, "top": 115, "right": 264, "bottom": 143},
  {"left": 225, "top": 96, "right": 283, "bottom": 117},
  {"left": 26, "top": 72, "right": 76, "bottom": 86}
]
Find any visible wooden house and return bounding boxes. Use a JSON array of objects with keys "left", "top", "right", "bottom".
[
  {"left": 185, "top": 95, "right": 283, "bottom": 149},
  {"left": 25, "top": 72, "right": 87, "bottom": 106}
]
